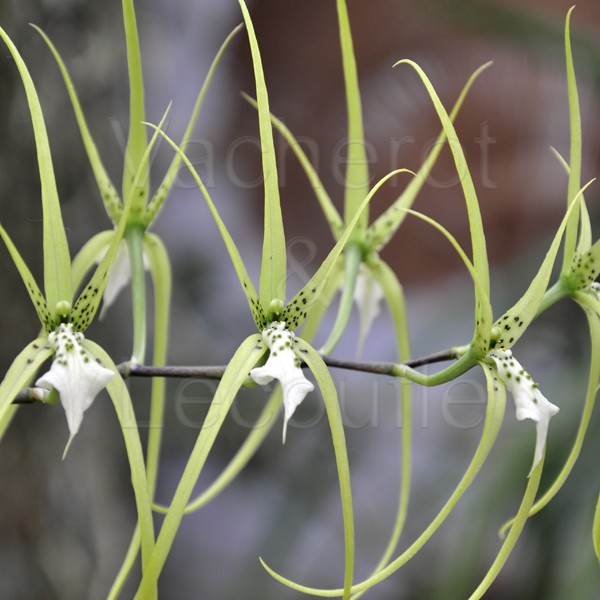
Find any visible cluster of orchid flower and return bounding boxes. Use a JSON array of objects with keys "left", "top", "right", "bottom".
[{"left": 0, "top": 0, "right": 598, "bottom": 598}]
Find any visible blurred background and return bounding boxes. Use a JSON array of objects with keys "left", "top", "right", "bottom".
[{"left": 0, "top": 0, "right": 599, "bottom": 598}]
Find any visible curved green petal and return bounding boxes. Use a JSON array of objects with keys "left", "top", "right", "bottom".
[
  {"left": 146, "top": 123, "right": 264, "bottom": 328},
  {"left": 84, "top": 341, "right": 155, "bottom": 579},
  {"left": 262, "top": 361, "right": 506, "bottom": 597},
  {"left": 0, "top": 27, "right": 71, "bottom": 313},
  {"left": 355, "top": 258, "right": 411, "bottom": 591},
  {"left": 262, "top": 340, "right": 355, "bottom": 600},
  {"left": 144, "top": 24, "right": 243, "bottom": 227},
  {"left": 366, "top": 62, "right": 492, "bottom": 252},
  {"left": 394, "top": 60, "right": 491, "bottom": 357},
  {"left": 153, "top": 387, "right": 283, "bottom": 515},
  {"left": 242, "top": 92, "right": 343, "bottom": 241},
  {"left": 467, "top": 456, "right": 543, "bottom": 599},
  {"left": 133, "top": 334, "right": 266, "bottom": 598},
  {"left": 33, "top": 25, "right": 122, "bottom": 224}
]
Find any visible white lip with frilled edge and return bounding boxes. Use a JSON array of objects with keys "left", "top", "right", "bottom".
[
  {"left": 250, "top": 322, "right": 314, "bottom": 442},
  {"left": 35, "top": 323, "right": 114, "bottom": 456},
  {"left": 489, "top": 349, "right": 559, "bottom": 474}
]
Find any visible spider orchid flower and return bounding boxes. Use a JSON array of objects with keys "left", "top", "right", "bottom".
[{"left": 0, "top": 24, "right": 150, "bottom": 452}]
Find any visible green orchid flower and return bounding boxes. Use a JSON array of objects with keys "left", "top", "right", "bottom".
[
  {"left": 0, "top": 23, "right": 156, "bottom": 581},
  {"left": 244, "top": 0, "right": 491, "bottom": 359},
  {"left": 130, "top": 2, "right": 411, "bottom": 596},
  {"left": 33, "top": 7, "right": 243, "bottom": 592},
  {"left": 495, "top": 8, "right": 600, "bottom": 555}
]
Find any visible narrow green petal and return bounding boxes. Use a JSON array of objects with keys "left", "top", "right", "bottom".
[
  {"left": 492, "top": 180, "right": 592, "bottom": 349},
  {"left": 83, "top": 341, "right": 155, "bottom": 574},
  {"left": 467, "top": 456, "right": 544, "bottom": 599},
  {"left": 561, "top": 7, "right": 582, "bottom": 275},
  {"left": 133, "top": 334, "right": 265, "bottom": 598},
  {"left": 238, "top": 0, "right": 286, "bottom": 307},
  {"left": 282, "top": 169, "right": 411, "bottom": 332},
  {"left": 33, "top": 25, "right": 122, "bottom": 224},
  {"left": 242, "top": 92, "right": 344, "bottom": 240},
  {"left": 337, "top": 0, "right": 369, "bottom": 239},
  {"left": 382, "top": 206, "right": 491, "bottom": 372},
  {"left": 499, "top": 294, "right": 600, "bottom": 537},
  {"left": 145, "top": 123, "right": 265, "bottom": 329},
  {"left": 0, "top": 27, "right": 71, "bottom": 312},
  {"left": 366, "top": 62, "right": 491, "bottom": 252},
  {"left": 0, "top": 339, "right": 53, "bottom": 423},
  {"left": 358, "top": 258, "right": 412, "bottom": 585},
  {"left": 121, "top": 0, "right": 148, "bottom": 209},
  {"left": 270, "top": 341, "right": 355, "bottom": 600},
  {"left": 0, "top": 222, "right": 53, "bottom": 331},
  {"left": 394, "top": 60, "right": 491, "bottom": 356},
  {"left": 144, "top": 24, "right": 243, "bottom": 227},
  {"left": 262, "top": 362, "right": 506, "bottom": 596}
]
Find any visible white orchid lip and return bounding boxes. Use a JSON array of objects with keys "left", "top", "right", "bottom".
[
  {"left": 250, "top": 321, "right": 314, "bottom": 442},
  {"left": 489, "top": 349, "right": 559, "bottom": 474},
  {"left": 35, "top": 322, "right": 114, "bottom": 456}
]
